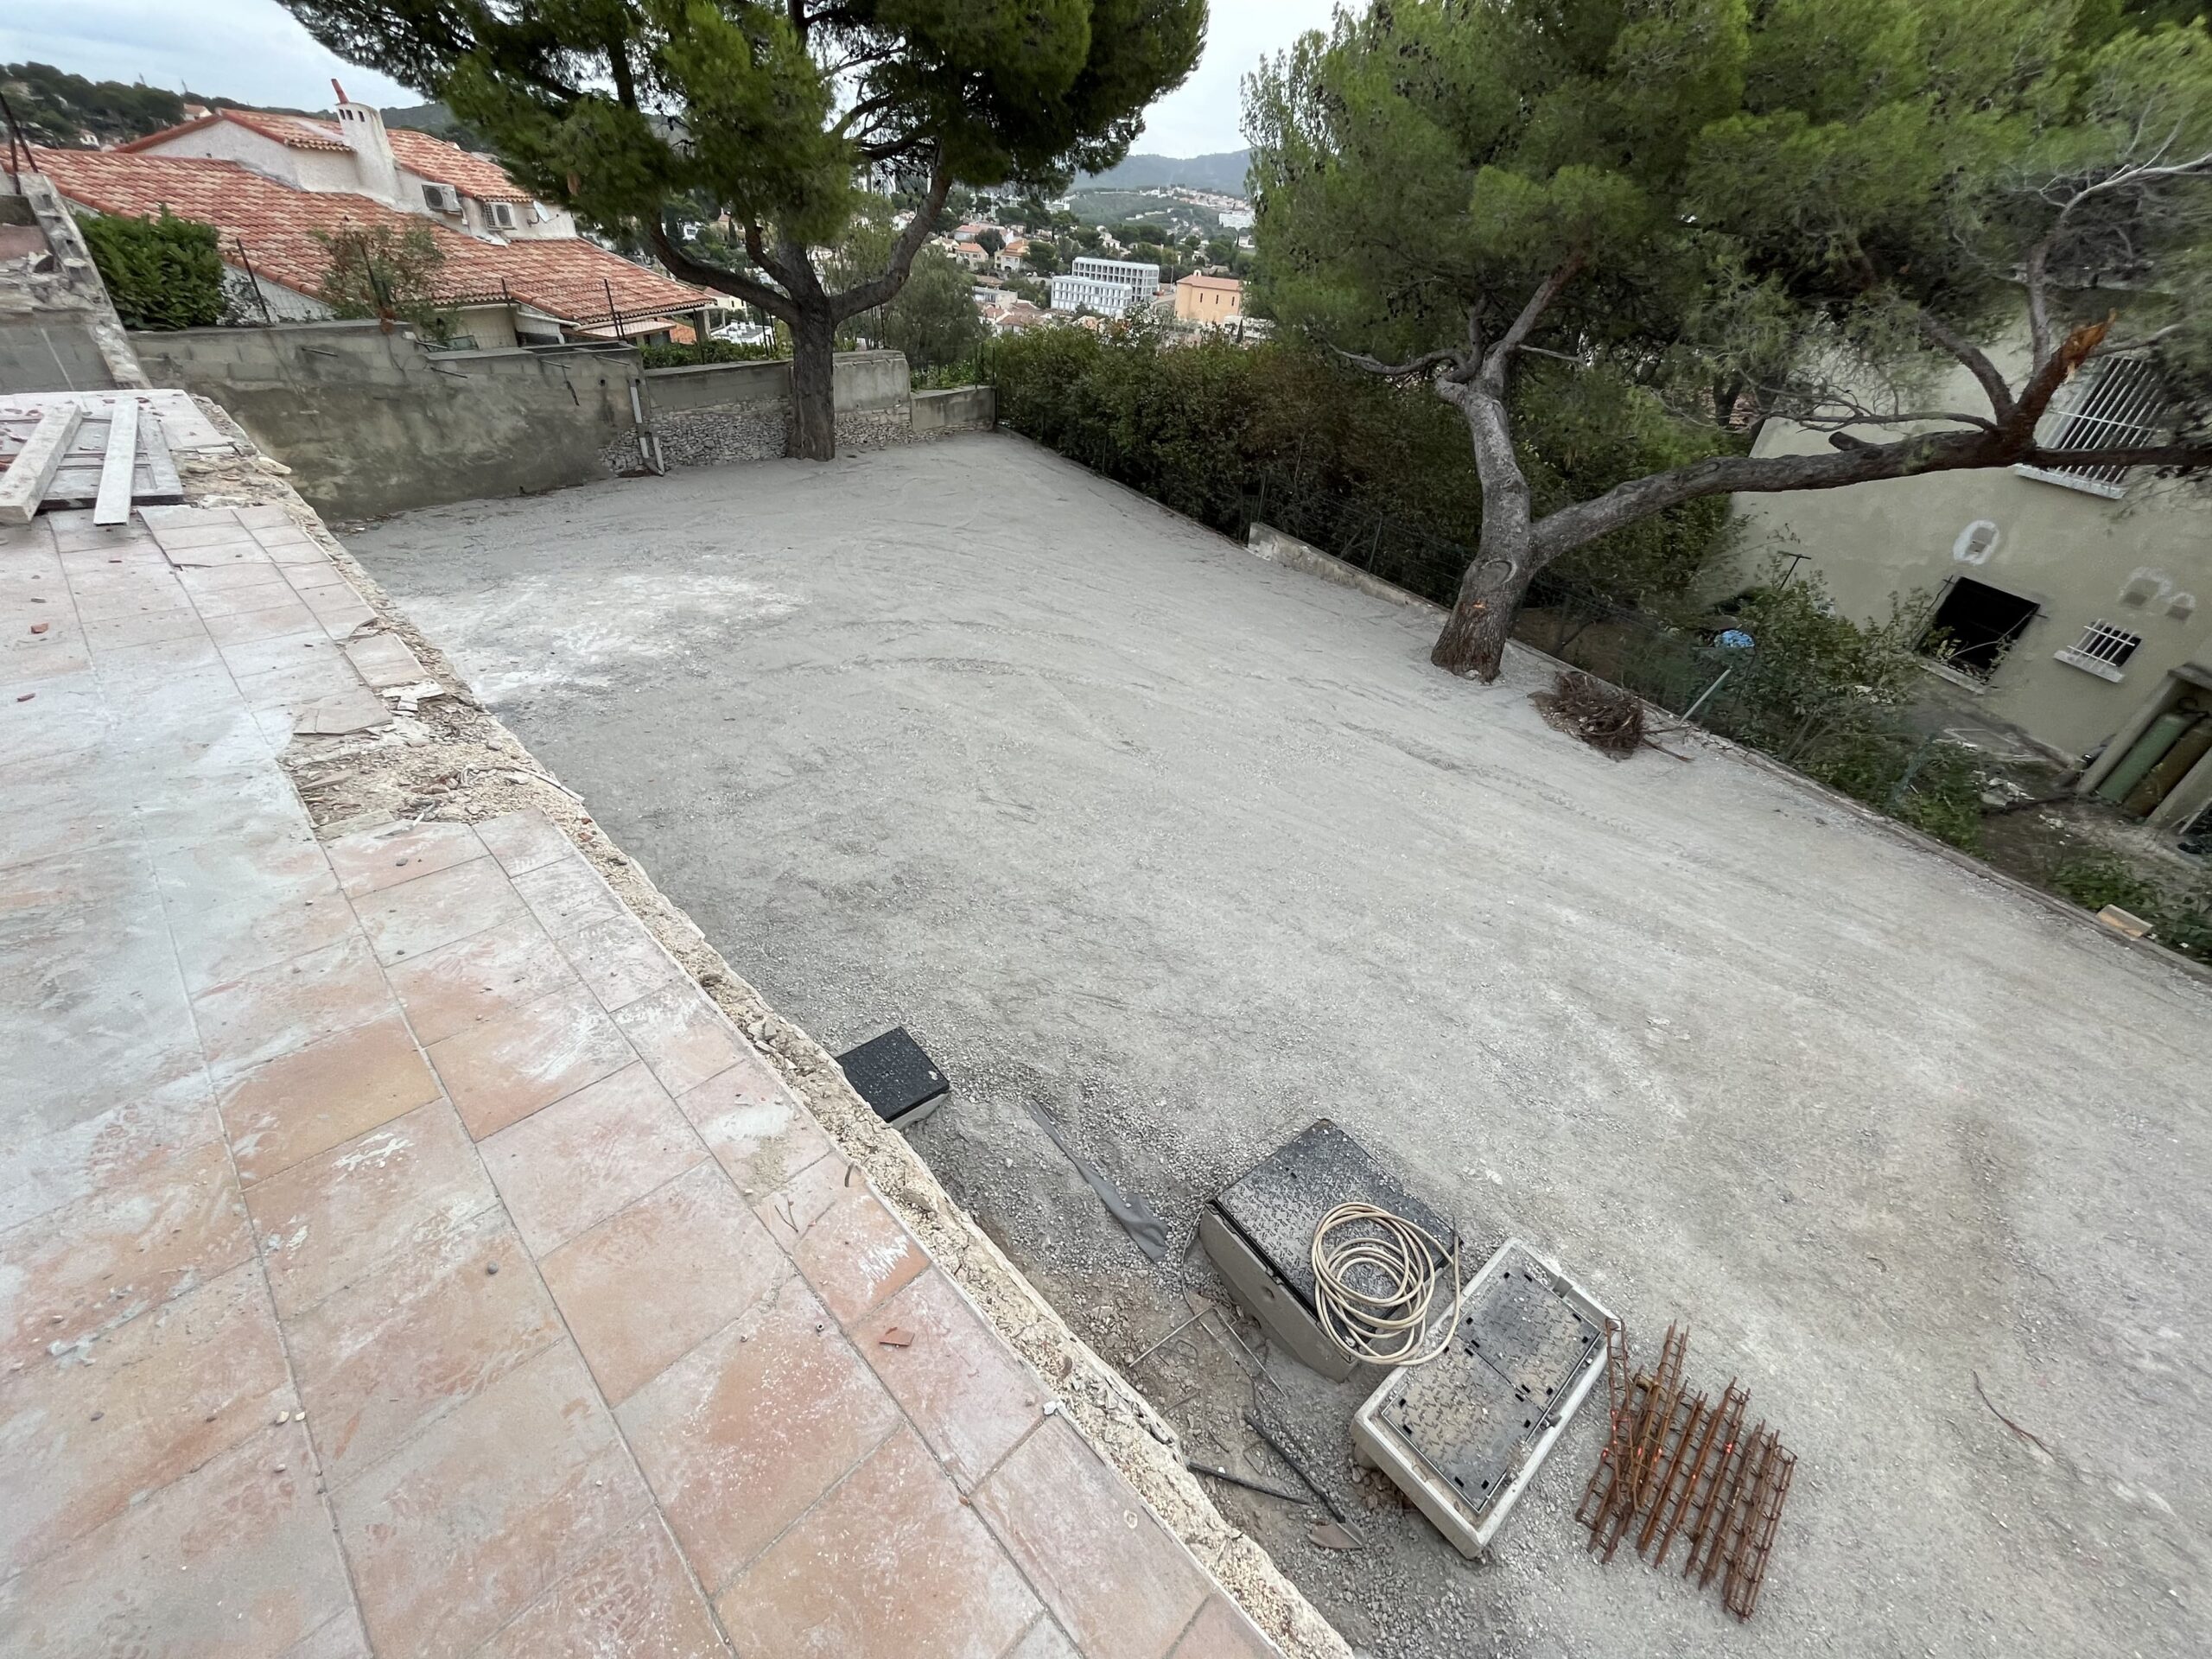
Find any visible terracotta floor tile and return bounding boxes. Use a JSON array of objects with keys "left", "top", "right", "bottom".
[
  {"left": 760, "top": 1158, "right": 928, "bottom": 1328},
  {"left": 560, "top": 912, "right": 687, "bottom": 1009},
  {"left": 512, "top": 850, "right": 632, "bottom": 936},
  {"left": 169, "top": 867, "right": 359, "bottom": 994},
  {"left": 326, "top": 818, "right": 487, "bottom": 897},
  {"left": 333, "top": 1340, "right": 651, "bottom": 1659},
  {"left": 540, "top": 1160, "right": 785, "bottom": 1403},
  {"left": 203, "top": 597, "right": 319, "bottom": 647},
  {"left": 1010, "top": 1618, "right": 1085, "bottom": 1659},
  {"left": 189, "top": 576, "right": 298, "bottom": 619},
  {"left": 972, "top": 1418, "right": 1209, "bottom": 1659},
  {"left": 474, "top": 807, "right": 573, "bottom": 874},
  {"left": 81, "top": 605, "right": 207, "bottom": 651},
  {"left": 1168, "top": 1597, "right": 1279, "bottom": 1658},
  {"left": 617, "top": 1271, "right": 901, "bottom": 1593},
  {"left": 288, "top": 1205, "right": 562, "bottom": 1484},
  {"left": 0, "top": 1135, "right": 253, "bottom": 1373},
  {"left": 477, "top": 1510, "right": 728, "bottom": 1659},
  {"left": 342, "top": 631, "right": 426, "bottom": 688},
  {"left": 428, "top": 981, "right": 637, "bottom": 1140},
  {"left": 0, "top": 1262, "right": 293, "bottom": 1573},
  {"left": 856, "top": 1269, "right": 1043, "bottom": 1491},
  {"left": 219, "top": 1008, "right": 443, "bottom": 1185},
  {"left": 482, "top": 1061, "right": 707, "bottom": 1255},
  {"left": 384, "top": 914, "right": 580, "bottom": 1046},
  {"left": 0, "top": 1074, "right": 224, "bottom": 1235},
  {"left": 716, "top": 1425, "right": 1039, "bottom": 1659},
  {"left": 677, "top": 1052, "right": 834, "bottom": 1198},
  {"left": 352, "top": 854, "right": 531, "bottom": 965},
  {"left": 613, "top": 981, "right": 750, "bottom": 1096},
  {"left": 0, "top": 1420, "right": 353, "bottom": 1659},
  {"left": 190, "top": 930, "right": 394, "bottom": 1082},
  {"left": 245, "top": 1100, "right": 497, "bottom": 1319}
]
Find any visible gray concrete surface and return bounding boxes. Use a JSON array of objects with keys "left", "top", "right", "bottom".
[{"left": 351, "top": 434, "right": 2210, "bottom": 1659}]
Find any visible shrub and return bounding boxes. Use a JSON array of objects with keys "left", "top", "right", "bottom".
[
  {"left": 638, "top": 335, "right": 784, "bottom": 369},
  {"left": 2050, "top": 853, "right": 2166, "bottom": 917},
  {"left": 79, "top": 210, "right": 223, "bottom": 330}
]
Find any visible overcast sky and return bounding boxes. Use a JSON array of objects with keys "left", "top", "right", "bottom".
[{"left": 2, "top": 1, "right": 1343, "bottom": 157}]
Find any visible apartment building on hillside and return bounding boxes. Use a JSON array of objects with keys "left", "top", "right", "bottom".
[
  {"left": 1050, "top": 257, "right": 1160, "bottom": 316},
  {"left": 1732, "top": 344, "right": 2212, "bottom": 847}
]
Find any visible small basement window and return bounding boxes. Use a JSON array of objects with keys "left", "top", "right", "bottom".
[
  {"left": 1921, "top": 577, "right": 2041, "bottom": 678},
  {"left": 2054, "top": 619, "right": 2143, "bottom": 682}
]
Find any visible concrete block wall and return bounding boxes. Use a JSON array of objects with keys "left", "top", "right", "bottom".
[
  {"left": 912, "top": 386, "right": 995, "bottom": 435},
  {"left": 132, "top": 321, "right": 641, "bottom": 520}
]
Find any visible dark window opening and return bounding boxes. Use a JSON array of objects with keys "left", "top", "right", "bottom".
[{"left": 1921, "top": 578, "right": 2039, "bottom": 678}]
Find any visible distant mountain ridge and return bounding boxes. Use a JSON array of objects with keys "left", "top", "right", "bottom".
[{"left": 1079, "top": 149, "right": 1250, "bottom": 196}]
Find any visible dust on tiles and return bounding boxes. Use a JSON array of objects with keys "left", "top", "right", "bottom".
[{"left": 0, "top": 502, "right": 1279, "bottom": 1659}]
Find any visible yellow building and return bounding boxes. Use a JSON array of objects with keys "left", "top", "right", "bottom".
[{"left": 1173, "top": 274, "right": 1242, "bottom": 326}]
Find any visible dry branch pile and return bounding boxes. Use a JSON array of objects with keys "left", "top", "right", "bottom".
[{"left": 1530, "top": 670, "right": 1675, "bottom": 759}]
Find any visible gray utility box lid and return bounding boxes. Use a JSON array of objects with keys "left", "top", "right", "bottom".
[
  {"left": 1352, "top": 1239, "right": 1612, "bottom": 1559},
  {"left": 1203, "top": 1119, "right": 1460, "bottom": 1382}
]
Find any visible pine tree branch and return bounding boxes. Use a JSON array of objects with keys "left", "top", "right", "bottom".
[
  {"left": 830, "top": 159, "right": 951, "bottom": 318},
  {"left": 647, "top": 223, "right": 796, "bottom": 320}
]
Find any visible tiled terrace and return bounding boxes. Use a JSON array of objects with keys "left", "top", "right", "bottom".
[{"left": 0, "top": 502, "right": 1277, "bottom": 1658}]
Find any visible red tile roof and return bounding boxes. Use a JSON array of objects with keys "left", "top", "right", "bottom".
[
  {"left": 382, "top": 128, "right": 536, "bottom": 202},
  {"left": 35, "top": 147, "right": 713, "bottom": 325},
  {"left": 121, "top": 109, "right": 352, "bottom": 154},
  {"left": 125, "top": 109, "right": 537, "bottom": 202}
]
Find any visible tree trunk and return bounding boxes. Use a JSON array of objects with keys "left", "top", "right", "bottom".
[
  {"left": 1432, "top": 383, "right": 1536, "bottom": 681},
  {"left": 788, "top": 307, "right": 836, "bottom": 461},
  {"left": 1431, "top": 550, "right": 1536, "bottom": 680}
]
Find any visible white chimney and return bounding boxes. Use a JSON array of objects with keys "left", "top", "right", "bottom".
[{"left": 330, "top": 79, "right": 401, "bottom": 205}]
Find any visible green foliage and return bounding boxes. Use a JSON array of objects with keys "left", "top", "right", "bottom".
[
  {"left": 2041, "top": 852, "right": 2212, "bottom": 954},
  {"left": 638, "top": 335, "right": 784, "bottom": 368},
  {"left": 280, "top": 0, "right": 1205, "bottom": 297},
  {"left": 831, "top": 211, "right": 986, "bottom": 372},
  {"left": 1243, "top": 0, "right": 2212, "bottom": 645},
  {"left": 2, "top": 62, "right": 185, "bottom": 147},
  {"left": 988, "top": 325, "right": 1729, "bottom": 594},
  {"left": 310, "top": 224, "right": 450, "bottom": 338},
  {"left": 2050, "top": 851, "right": 2167, "bottom": 913},
  {"left": 78, "top": 211, "right": 224, "bottom": 331}
]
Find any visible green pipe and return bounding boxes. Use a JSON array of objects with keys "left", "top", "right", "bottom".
[{"left": 2099, "top": 711, "right": 2191, "bottom": 804}]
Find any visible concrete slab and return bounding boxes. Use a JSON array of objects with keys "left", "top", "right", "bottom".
[{"left": 348, "top": 434, "right": 2212, "bottom": 1659}]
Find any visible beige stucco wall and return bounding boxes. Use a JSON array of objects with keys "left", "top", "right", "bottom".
[
  {"left": 1729, "top": 349, "right": 2212, "bottom": 767},
  {"left": 141, "top": 125, "right": 363, "bottom": 196}
]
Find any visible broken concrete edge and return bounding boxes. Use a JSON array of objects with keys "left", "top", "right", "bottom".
[
  {"left": 169, "top": 396, "right": 1350, "bottom": 1659},
  {"left": 1240, "top": 515, "right": 2212, "bottom": 994}
]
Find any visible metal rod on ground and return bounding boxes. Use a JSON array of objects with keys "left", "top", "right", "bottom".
[
  {"left": 1243, "top": 1410, "right": 1352, "bottom": 1527},
  {"left": 1684, "top": 665, "right": 1733, "bottom": 721},
  {"left": 1128, "top": 1308, "right": 1207, "bottom": 1370},
  {"left": 1185, "top": 1460, "right": 1311, "bottom": 1506}
]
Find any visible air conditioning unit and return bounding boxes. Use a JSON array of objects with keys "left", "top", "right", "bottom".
[
  {"left": 490, "top": 200, "right": 518, "bottom": 229},
  {"left": 421, "top": 182, "right": 461, "bottom": 214}
]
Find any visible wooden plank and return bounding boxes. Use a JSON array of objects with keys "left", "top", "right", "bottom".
[
  {"left": 137, "top": 409, "right": 182, "bottom": 501},
  {"left": 0, "top": 404, "right": 84, "bottom": 524},
  {"left": 94, "top": 405, "right": 140, "bottom": 524}
]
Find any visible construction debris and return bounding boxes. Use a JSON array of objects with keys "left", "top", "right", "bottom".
[
  {"left": 1529, "top": 669, "right": 1685, "bottom": 760},
  {"left": 1574, "top": 1324, "right": 1796, "bottom": 1621}
]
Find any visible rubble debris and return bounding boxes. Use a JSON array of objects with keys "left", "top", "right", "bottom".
[{"left": 1574, "top": 1324, "right": 1796, "bottom": 1621}]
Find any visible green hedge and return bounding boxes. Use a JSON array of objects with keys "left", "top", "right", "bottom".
[{"left": 79, "top": 210, "right": 224, "bottom": 331}]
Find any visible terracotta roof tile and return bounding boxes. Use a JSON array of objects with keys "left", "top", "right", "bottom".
[
  {"left": 121, "top": 109, "right": 353, "bottom": 154},
  {"left": 35, "top": 148, "right": 712, "bottom": 325},
  {"left": 382, "top": 129, "right": 537, "bottom": 202}
]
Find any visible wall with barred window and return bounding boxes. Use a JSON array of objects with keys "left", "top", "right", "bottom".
[{"left": 1727, "top": 337, "right": 2212, "bottom": 766}]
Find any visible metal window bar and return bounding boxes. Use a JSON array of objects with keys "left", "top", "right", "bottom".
[
  {"left": 2069, "top": 620, "right": 2141, "bottom": 668},
  {"left": 2042, "top": 358, "right": 2169, "bottom": 487}
]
